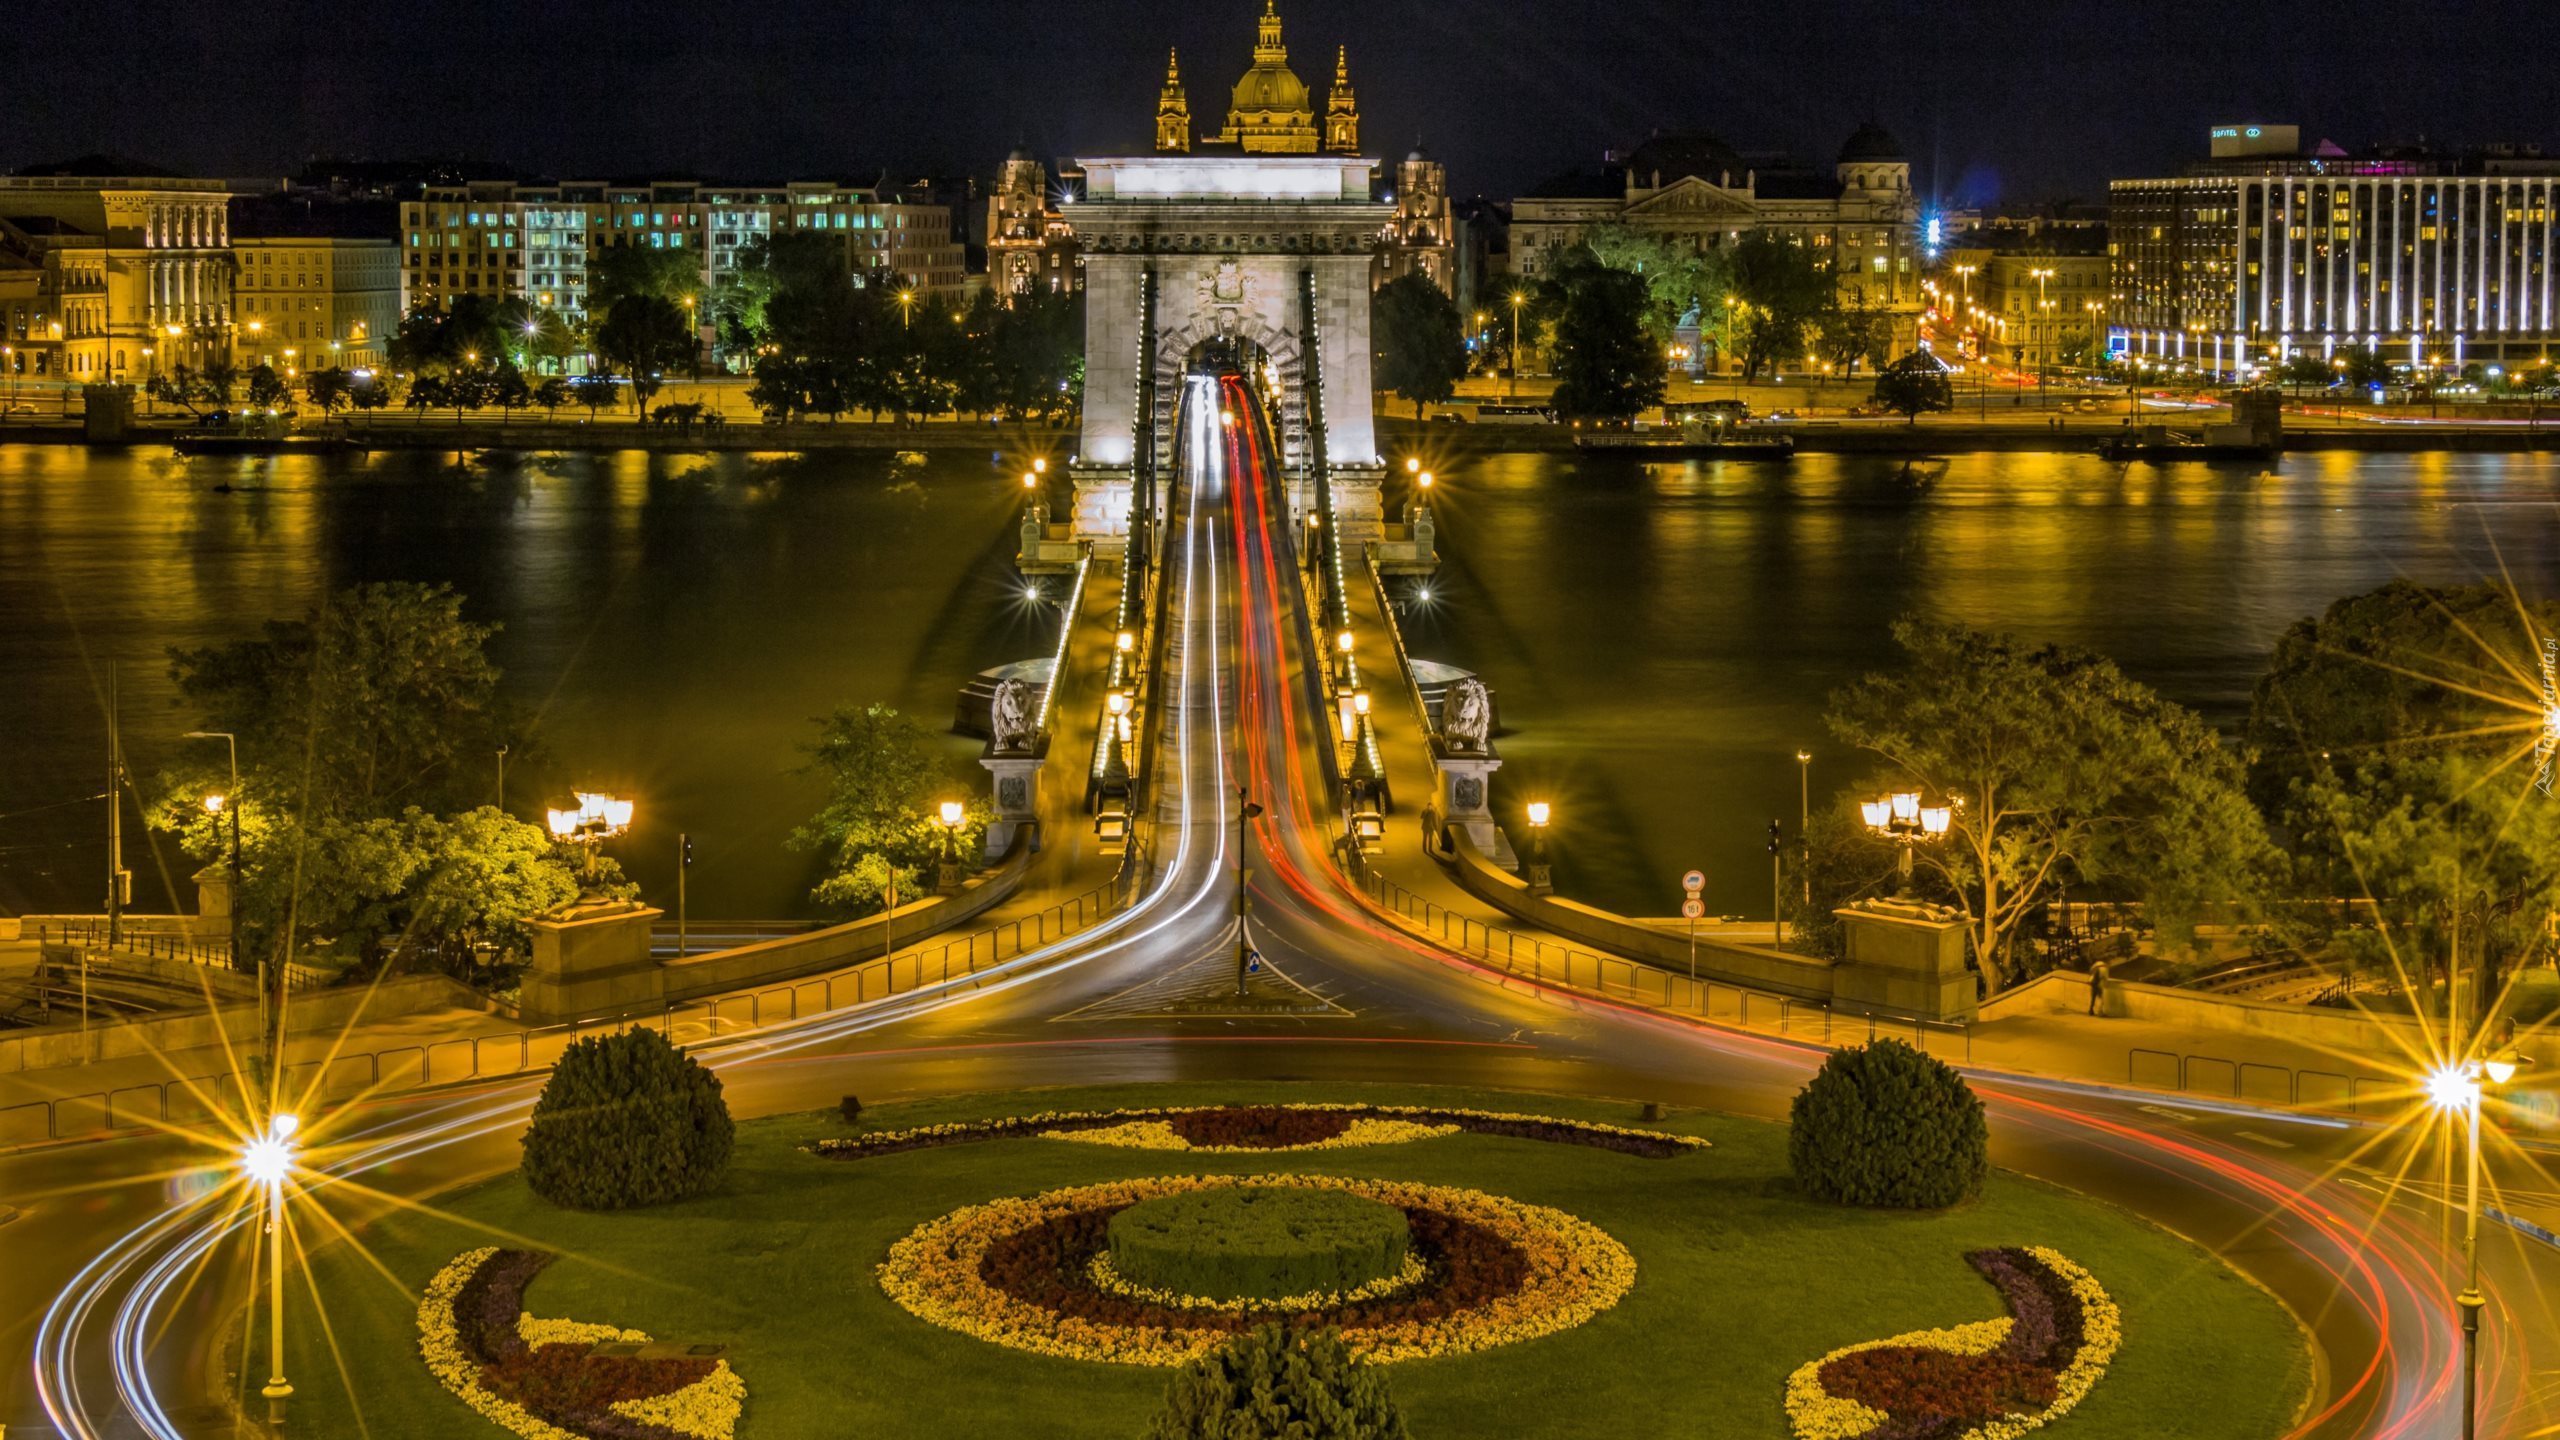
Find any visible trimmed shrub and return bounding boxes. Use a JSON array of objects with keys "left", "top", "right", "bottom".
[
  {"left": 521, "top": 1028, "right": 734, "bottom": 1210},
  {"left": 1789, "top": 1038, "right": 1987, "bottom": 1209},
  {"left": 1109, "top": 1187, "right": 1411, "bottom": 1301},
  {"left": 1146, "top": 1324, "right": 1411, "bottom": 1440}
]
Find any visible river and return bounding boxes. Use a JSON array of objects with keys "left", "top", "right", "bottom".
[
  {"left": 1402, "top": 449, "right": 2560, "bottom": 918},
  {"left": 0, "top": 444, "right": 1045, "bottom": 919},
  {"left": 5, "top": 444, "right": 2555, "bottom": 925}
]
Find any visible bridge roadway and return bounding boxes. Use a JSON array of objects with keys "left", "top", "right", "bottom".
[{"left": 8, "top": 369, "right": 2554, "bottom": 1438}]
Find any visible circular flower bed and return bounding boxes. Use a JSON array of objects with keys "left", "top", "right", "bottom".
[
  {"left": 876, "top": 1173, "right": 1636, "bottom": 1366},
  {"left": 1783, "top": 1246, "right": 2123, "bottom": 1440},
  {"left": 1107, "top": 1185, "right": 1412, "bottom": 1301},
  {"left": 812, "top": 1103, "right": 1709, "bottom": 1160},
  {"left": 418, "top": 1247, "right": 746, "bottom": 1440}
]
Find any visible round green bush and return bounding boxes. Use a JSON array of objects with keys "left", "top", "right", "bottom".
[
  {"left": 1108, "top": 1187, "right": 1411, "bottom": 1301},
  {"left": 1147, "top": 1324, "right": 1411, "bottom": 1440},
  {"left": 1788, "top": 1038, "right": 1987, "bottom": 1209},
  {"left": 520, "top": 1028, "right": 735, "bottom": 1210}
]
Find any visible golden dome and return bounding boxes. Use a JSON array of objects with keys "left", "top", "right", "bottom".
[{"left": 1230, "top": 63, "right": 1310, "bottom": 117}]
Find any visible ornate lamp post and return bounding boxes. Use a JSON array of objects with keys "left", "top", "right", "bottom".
[
  {"left": 545, "top": 791, "right": 634, "bottom": 894},
  {"left": 1859, "top": 790, "right": 1950, "bottom": 896},
  {"left": 2428, "top": 1050, "right": 2531, "bottom": 1440},
  {"left": 1525, "top": 800, "right": 1553, "bottom": 894},
  {"left": 935, "top": 800, "right": 966, "bottom": 892}
]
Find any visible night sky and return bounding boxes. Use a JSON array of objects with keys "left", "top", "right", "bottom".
[{"left": 8, "top": 0, "right": 2549, "bottom": 206}]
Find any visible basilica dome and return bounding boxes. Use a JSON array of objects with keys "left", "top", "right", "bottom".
[{"left": 1230, "top": 61, "right": 1311, "bottom": 118}]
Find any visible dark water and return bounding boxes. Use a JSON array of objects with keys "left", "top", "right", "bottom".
[
  {"left": 0, "top": 445, "right": 1049, "bottom": 918},
  {"left": 1402, "top": 449, "right": 2560, "bottom": 918}
]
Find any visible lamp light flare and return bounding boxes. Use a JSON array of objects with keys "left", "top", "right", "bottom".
[
  {"left": 1526, "top": 801, "right": 1552, "bottom": 827},
  {"left": 938, "top": 800, "right": 964, "bottom": 828},
  {"left": 2425, "top": 1064, "right": 2479, "bottom": 1112},
  {"left": 241, "top": 1114, "right": 299, "bottom": 1186}
]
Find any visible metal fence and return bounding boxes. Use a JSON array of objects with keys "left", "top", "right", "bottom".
[
  {"left": 0, "top": 841, "right": 1151, "bottom": 1150},
  {"left": 1343, "top": 853, "right": 1971, "bottom": 1063},
  {"left": 2125, "top": 1046, "right": 2395, "bottom": 1113}
]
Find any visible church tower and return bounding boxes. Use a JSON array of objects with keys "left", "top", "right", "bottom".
[
  {"left": 1219, "top": 0, "right": 1318, "bottom": 153},
  {"left": 1155, "top": 49, "right": 1192, "bottom": 153},
  {"left": 1323, "top": 46, "right": 1359, "bottom": 154}
]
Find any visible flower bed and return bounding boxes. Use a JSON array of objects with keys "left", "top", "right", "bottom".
[
  {"left": 812, "top": 1103, "right": 1708, "bottom": 1160},
  {"left": 418, "top": 1247, "right": 746, "bottom": 1440},
  {"left": 1783, "top": 1247, "right": 2122, "bottom": 1440},
  {"left": 875, "top": 1173, "right": 1636, "bottom": 1366}
]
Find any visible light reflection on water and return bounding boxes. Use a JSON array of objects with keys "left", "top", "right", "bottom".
[
  {"left": 0, "top": 445, "right": 1038, "bottom": 918},
  {"left": 1405, "top": 449, "right": 2560, "bottom": 917}
]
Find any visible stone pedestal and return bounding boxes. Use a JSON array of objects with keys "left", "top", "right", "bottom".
[
  {"left": 1434, "top": 750, "right": 1517, "bottom": 871},
  {"left": 1832, "top": 899, "right": 1977, "bottom": 1023},
  {"left": 1067, "top": 464, "right": 1133, "bottom": 543},
  {"left": 982, "top": 753, "right": 1044, "bottom": 860},
  {"left": 521, "top": 902, "right": 664, "bottom": 1025},
  {"left": 194, "top": 865, "right": 235, "bottom": 925}
]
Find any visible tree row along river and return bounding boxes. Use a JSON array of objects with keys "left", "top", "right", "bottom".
[{"left": 1, "top": 443, "right": 2553, "bottom": 921}]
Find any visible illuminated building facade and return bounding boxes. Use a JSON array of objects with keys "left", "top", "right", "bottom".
[
  {"left": 398, "top": 180, "right": 968, "bottom": 342},
  {"left": 1509, "top": 125, "right": 1937, "bottom": 357},
  {"left": 1374, "top": 147, "right": 1453, "bottom": 293},
  {"left": 231, "top": 196, "right": 401, "bottom": 372},
  {"left": 2111, "top": 125, "right": 2560, "bottom": 376},
  {"left": 0, "top": 169, "right": 236, "bottom": 383},
  {"left": 987, "top": 150, "right": 1085, "bottom": 298}
]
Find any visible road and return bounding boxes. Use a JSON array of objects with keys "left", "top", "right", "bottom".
[{"left": 8, "top": 365, "right": 2556, "bottom": 1438}]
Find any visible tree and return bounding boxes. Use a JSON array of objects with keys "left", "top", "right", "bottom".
[
  {"left": 388, "top": 296, "right": 507, "bottom": 374},
  {"left": 405, "top": 374, "right": 449, "bottom": 417},
  {"left": 2333, "top": 345, "right": 2395, "bottom": 392},
  {"left": 587, "top": 245, "right": 702, "bottom": 315},
  {"left": 989, "top": 287, "right": 1083, "bottom": 419},
  {"left": 2245, "top": 581, "right": 2560, "bottom": 1016},
  {"left": 1812, "top": 296, "right": 1890, "bottom": 378},
  {"left": 1870, "top": 351, "right": 1954, "bottom": 425},
  {"left": 789, "top": 702, "right": 986, "bottom": 914},
  {"left": 1547, "top": 262, "right": 1664, "bottom": 422},
  {"left": 2276, "top": 353, "right": 2333, "bottom": 397},
  {"left": 200, "top": 360, "right": 238, "bottom": 408},
  {"left": 490, "top": 361, "right": 533, "bottom": 423},
  {"left": 531, "top": 376, "right": 569, "bottom": 418},
  {"left": 594, "top": 296, "right": 694, "bottom": 414},
  {"left": 245, "top": 363, "right": 289, "bottom": 409},
  {"left": 151, "top": 584, "right": 570, "bottom": 973},
  {"left": 1582, "top": 223, "right": 1724, "bottom": 341},
  {"left": 1725, "top": 232, "right": 1834, "bottom": 380},
  {"left": 443, "top": 362, "right": 494, "bottom": 420},
  {"left": 1371, "top": 273, "right": 1467, "bottom": 421},
  {"left": 1827, "top": 620, "right": 2276, "bottom": 990},
  {"left": 570, "top": 373, "right": 619, "bottom": 420},
  {"left": 1146, "top": 1325, "right": 1410, "bottom": 1440},
  {"left": 1790, "top": 1040, "right": 1987, "bottom": 1208},
  {"left": 350, "top": 375, "right": 395, "bottom": 414},
  {"left": 303, "top": 366, "right": 353, "bottom": 417},
  {"left": 521, "top": 1028, "right": 734, "bottom": 1210},
  {"left": 496, "top": 299, "right": 577, "bottom": 373}
]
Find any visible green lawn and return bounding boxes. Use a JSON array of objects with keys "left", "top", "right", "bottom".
[{"left": 272, "top": 1082, "right": 2310, "bottom": 1439}]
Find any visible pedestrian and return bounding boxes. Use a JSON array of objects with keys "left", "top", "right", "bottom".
[{"left": 2087, "top": 957, "right": 2109, "bottom": 1017}]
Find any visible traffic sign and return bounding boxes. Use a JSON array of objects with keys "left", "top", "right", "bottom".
[
  {"left": 1680, "top": 898, "right": 1706, "bottom": 920},
  {"left": 1681, "top": 870, "right": 1705, "bottom": 893}
]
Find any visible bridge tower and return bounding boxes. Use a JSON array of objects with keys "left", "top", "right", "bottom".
[{"left": 1065, "top": 155, "right": 1390, "bottom": 546}]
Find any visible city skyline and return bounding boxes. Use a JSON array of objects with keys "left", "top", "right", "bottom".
[{"left": 9, "top": 0, "right": 2554, "bottom": 205}]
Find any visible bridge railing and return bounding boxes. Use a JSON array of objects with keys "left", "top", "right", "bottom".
[
  {"left": 0, "top": 837, "right": 1155, "bottom": 1151},
  {"left": 1340, "top": 848, "right": 1972, "bottom": 1062}
]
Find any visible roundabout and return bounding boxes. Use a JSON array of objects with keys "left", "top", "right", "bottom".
[{"left": 268, "top": 1083, "right": 2308, "bottom": 1440}]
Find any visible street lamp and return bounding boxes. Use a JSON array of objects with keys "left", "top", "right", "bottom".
[
  {"left": 545, "top": 791, "right": 634, "bottom": 890},
  {"left": 934, "top": 799, "right": 966, "bottom": 892},
  {"left": 240, "top": 1111, "right": 299, "bottom": 1408},
  {"left": 1859, "top": 790, "right": 1951, "bottom": 896},
  {"left": 1794, "top": 749, "right": 1812, "bottom": 907},
  {"left": 898, "top": 289, "right": 917, "bottom": 329},
  {"left": 1507, "top": 290, "right": 1527, "bottom": 397},
  {"left": 2427, "top": 1050, "right": 2531, "bottom": 1440},
  {"left": 1525, "top": 800, "right": 1553, "bottom": 893},
  {"left": 1234, "top": 787, "right": 1265, "bottom": 994}
]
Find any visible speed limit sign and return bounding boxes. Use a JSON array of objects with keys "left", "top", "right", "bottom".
[
  {"left": 1681, "top": 870, "right": 1705, "bottom": 894},
  {"left": 1681, "top": 897, "right": 1706, "bottom": 920}
]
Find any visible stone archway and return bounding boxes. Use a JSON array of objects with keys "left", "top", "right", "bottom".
[{"left": 1066, "top": 155, "right": 1391, "bottom": 542}]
